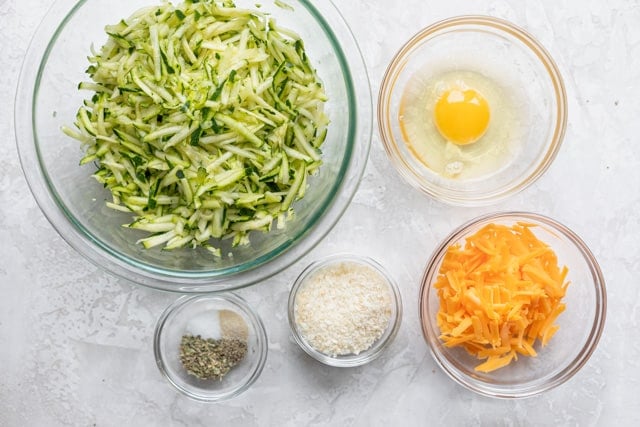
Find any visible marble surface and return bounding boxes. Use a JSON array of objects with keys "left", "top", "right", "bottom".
[{"left": 1, "top": 0, "right": 639, "bottom": 425}]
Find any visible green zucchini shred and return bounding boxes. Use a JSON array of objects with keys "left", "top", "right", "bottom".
[{"left": 62, "top": 0, "right": 328, "bottom": 255}]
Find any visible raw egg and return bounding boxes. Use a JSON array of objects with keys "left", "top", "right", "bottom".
[
  {"left": 399, "top": 70, "right": 517, "bottom": 179},
  {"left": 434, "top": 88, "right": 490, "bottom": 145}
]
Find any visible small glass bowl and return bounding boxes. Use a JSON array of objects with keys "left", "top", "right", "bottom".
[
  {"left": 154, "top": 293, "right": 267, "bottom": 402},
  {"left": 419, "top": 212, "right": 607, "bottom": 398},
  {"left": 378, "top": 16, "right": 567, "bottom": 205},
  {"left": 288, "top": 254, "right": 402, "bottom": 367}
]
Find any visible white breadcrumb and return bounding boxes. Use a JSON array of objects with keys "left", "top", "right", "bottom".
[{"left": 294, "top": 261, "right": 393, "bottom": 356}]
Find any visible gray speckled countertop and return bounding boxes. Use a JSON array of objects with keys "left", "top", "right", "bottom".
[{"left": 2, "top": 0, "right": 639, "bottom": 425}]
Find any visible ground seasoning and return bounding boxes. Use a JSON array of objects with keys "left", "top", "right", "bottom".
[{"left": 180, "top": 335, "right": 248, "bottom": 380}]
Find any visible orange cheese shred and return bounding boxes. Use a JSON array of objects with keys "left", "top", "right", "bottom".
[{"left": 435, "top": 222, "right": 570, "bottom": 373}]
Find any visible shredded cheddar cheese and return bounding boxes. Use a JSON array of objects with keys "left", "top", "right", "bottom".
[{"left": 435, "top": 222, "right": 569, "bottom": 372}]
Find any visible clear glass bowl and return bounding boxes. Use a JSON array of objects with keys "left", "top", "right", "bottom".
[
  {"left": 154, "top": 293, "right": 267, "bottom": 402},
  {"left": 288, "top": 254, "right": 402, "bottom": 367},
  {"left": 15, "top": 0, "right": 372, "bottom": 292},
  {"left": 419, "top": 212, "right": 606, "bottom": 398},
  {"left": 378, "top": 16, "right": 567, "bottom": 205}
]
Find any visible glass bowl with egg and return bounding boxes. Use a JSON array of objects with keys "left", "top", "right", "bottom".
[
  {"left": 287, "top": 254, "right": 403, "bottom": 367},
  {"left": 154, "top": 293, "right": 267, "bottom": 402},
  {"left": 419, "top": 212, "right": 606, "bottom": 398},
  {"left": 378, "top": 16, "right": 567, "bottom": 205}
]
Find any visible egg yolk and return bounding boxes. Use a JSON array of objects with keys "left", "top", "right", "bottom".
[{"left": 433, "top": 88, "right": 490, "bottom": 145}]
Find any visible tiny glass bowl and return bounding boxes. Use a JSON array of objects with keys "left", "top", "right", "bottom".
[
  {"left": 378, "top": 16, "right": 567, "bottom": 205},
  {"left": 288, "top": 254, "right": 402, "bottom": 367},
  {"left": 419, "top": 212, "right": 606, "bottom": 398},
  {"left": 154, "top": 293, "right": 267, "bottom": 402}
]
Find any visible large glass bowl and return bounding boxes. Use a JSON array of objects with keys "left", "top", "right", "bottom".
[
  {"left": 378, "top": 16, "right": 567, "bottom": 205},
  {"left": 15, "top": 0, "right": 372, "bottom": 292},
  {"left": 419, "top": 212, "right": 606, "bottom": 398}
]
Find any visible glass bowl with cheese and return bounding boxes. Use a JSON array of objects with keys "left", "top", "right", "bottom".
[
  {"left": 419, "top": 212, "right": 606, "bottom": 398},
  {"left": 287, "top": 254, "right": 402, "bottom": 367},
  {"left": 378, "top": 16, "right": 567, "bottom": 206}
]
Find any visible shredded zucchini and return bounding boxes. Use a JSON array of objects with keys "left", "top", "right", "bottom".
[{"left": 62, "top": 0, "right": 328, "bottom": 253}]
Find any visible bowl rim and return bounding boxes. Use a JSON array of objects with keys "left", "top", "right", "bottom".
[
  {"left": 287, "top": 253, "right": 403, "bottom": 367},
  {"left": 14, "top": 0, "right": 373, "bottom": 292},
  {"left": 418, "top": 211, "right": 607, "bottom": 398},
  {"left": 377, "top": 15, "right": 568, "bottom": 206},
  {"left": 153, "top": 292, "right": 268, "bottom": 402}
]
